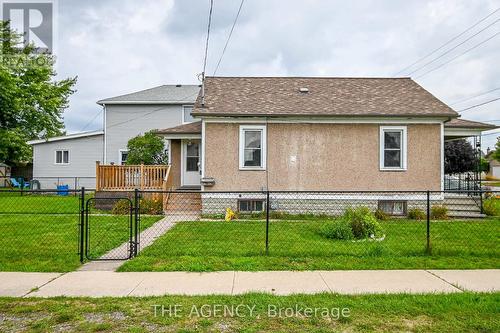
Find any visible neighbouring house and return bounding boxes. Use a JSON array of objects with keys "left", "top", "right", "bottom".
[
  {"left": 28, "top": 131, "right": 104, "bottom": 189},
  {"left": 155, "top": 77, "right": 497, "bottom": 216},
  {"left": 28, "top": 84, "right": 200, "bottom": 189},
  {"left": 488, "top": 158, "right": 500, "bottom": 179}
]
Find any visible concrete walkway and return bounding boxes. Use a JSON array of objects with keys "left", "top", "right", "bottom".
[
  {"left": 1, "top": 270, "right": 498, "bottom": 297},
  {"left": 79, "top": 214, "right": 197, "bottom": 271}
]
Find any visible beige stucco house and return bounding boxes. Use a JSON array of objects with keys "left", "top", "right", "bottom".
[{"left": 157, "top": 77, "right": 495, "bottom": 193}]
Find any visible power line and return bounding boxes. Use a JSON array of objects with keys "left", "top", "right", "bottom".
[
  {"left": 202, "top": 0, "right": 214, "bottom": 77},
  {"left": 415, "top": 31, "right": 500, "bottom": 79},
  {"left": 406, "top": 18, "right": 499, "bottom": 76},
  {"left": 457, "top": 96, "right": 500, "bottom": 113},
  {"left": 394, "top": 7, "right": 500, "bottom": 76},
  {"left": 105, "top": 92, "right": 200, "bottom": 129},
  {"left": 213, "top": 0, "right": 245, "bottom": 75},
  {"left": 449, "top": 87, "right": 500, "bottom": 106},
  {"left": 80, "top": 109, "right": 103, "bottom": 131}
]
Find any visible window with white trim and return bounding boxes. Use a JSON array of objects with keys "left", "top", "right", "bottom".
[
  {"left": 380, "top": 126, "right": 407, "bottom": 170},
  {"left": 378, "top": 200, "right": 407, "bottom": 216},
  {"left": 239, "top": 125, "right": 266, "bottom": 169},
  {"left": 239, "top": 199, "right": 264, "bottom": 212},
  {"left": 119, "top": 150, "right": 128, "bottom": 165},
  {"left": 183, "top": 105, "right": 195, "bottom": 123},
  {"left": 55, "top": 150, "right": 69, "bottom": 164}
]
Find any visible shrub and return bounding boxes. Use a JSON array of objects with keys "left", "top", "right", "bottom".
[
  {"left": 344, "top": 207, "right": 383, "bottom": 239},
  {"left": 112, "top": 199, "right": 131, "bottom": 215},
  {"left": 408, "top": 208, "right": 426, "bottom": 220},
  {"left": 483, "top": 197, "right": 500, "bottom": 216},
  {"left": 320, "top": 220, "right": 354, "bottom": 240},
  {"left": 140, "top": 198, "right": 163, "bottom": 215},
  {"left": 374, "top": 209, "right": 389, "bottom": 221},
  {"left": 431, "top": 205, "right": 448, "bottom": 220},
  {"left": 320, "top": 207, "right": 384, "bottom": 240}
]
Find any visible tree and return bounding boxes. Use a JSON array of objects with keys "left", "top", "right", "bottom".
[
  {"left": 126, "top": 131, "right": 167, "bottom": 165},
  {"left": 492, "top": 137, "right": 500, "bottom": 162},
  {"left": 0, "top": 21, "right": 76, "bottom": 164},
  {"left": 444, "top": 139, "right": 476, "bottom": 174}
]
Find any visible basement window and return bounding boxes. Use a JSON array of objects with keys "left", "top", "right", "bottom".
[
  {"left": 238, "top": 199, "right": 265, "bottom": 213},
  {"left": 378, "top": 200, "right": 407, "bottom": 216}
]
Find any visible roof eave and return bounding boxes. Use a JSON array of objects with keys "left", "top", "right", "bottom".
[{"left": 97, "top": 100, "right": 195, "bottom": 105}]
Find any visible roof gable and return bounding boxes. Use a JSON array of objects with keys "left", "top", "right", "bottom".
[
  {"left": 98, "top": 85, "right": 201, "bottom": 105},
  {"left": 193, "top": 77, "right": 458, "bottom": 118}
]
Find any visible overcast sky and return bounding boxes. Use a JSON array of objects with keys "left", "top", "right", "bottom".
[{"left": 54, "top": 0, "right": 499, "bottom": 149}]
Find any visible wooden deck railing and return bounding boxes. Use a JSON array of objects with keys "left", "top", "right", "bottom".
[{"left": 95, "top": 162, "right": 169, "bottom": 191}]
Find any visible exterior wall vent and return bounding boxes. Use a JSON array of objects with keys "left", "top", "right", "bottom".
[{"left": 299, "top": 87, "right": 309, "bottom": 93}]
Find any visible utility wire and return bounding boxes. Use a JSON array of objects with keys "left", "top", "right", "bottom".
[
  {"left": 394, "top": 7, "right": 500, "bottom": 76},
  {"left": 105, "top": 92, "right": 200, "bottom": 129},
  {"left": 213, "top": 0, "right": 245, "bottom": 75},
  {"left": 202, "top": 0, "right": 214, "bottom": 77},
  {"left": 456, "top": 96, "right": 500, "bottom": 113},
  {"left": 415, "top": 31, "right": 500, "bottom": 79},
  {"left": 80, "top": 110, "right": 103, "bottom": 131},
  {"left": 449, "top": 87, "right": 500, "bottom": 106},
  {"left": 406, "top": 18, "right": 499, "bottom": 76}
]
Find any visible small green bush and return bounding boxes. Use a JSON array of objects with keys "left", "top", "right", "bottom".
[
  {"left": 320, "top": 220, "right": 354, "bottom": 240},
  {"left": 344, "top": 207, "right": 383, "bottom": 239},
  {"left": 408, "top": 208, "right": 426, "bottom": 220},
  {"left": 431, "top": 205, "right": 448, "bottom": 220},
  {"left": 483, "top": 197, "right": 500, "bottom": 216},
  {"left": 320, "top": 207, "right": 384, "bottom": 240},
  {"left": 140, "top": 198, "right": 163, "bottom": 215},
  {"left": 112, "top": 199, "right": 131, "bottom": 215},
  {"left": 374, "top": 209, "right": 389, "bottom": 221}
]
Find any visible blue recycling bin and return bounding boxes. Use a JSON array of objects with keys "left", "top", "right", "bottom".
[{"left": 57, "top": 184, "right": 69, "bottom": 196}]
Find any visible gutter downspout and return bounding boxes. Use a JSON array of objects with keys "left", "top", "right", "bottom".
[{"left": 103, "top": 104, "right": 107, "bottom": 164}]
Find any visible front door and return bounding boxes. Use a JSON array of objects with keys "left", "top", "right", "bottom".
[{"left": 182, "top": 140, "right": 201, "bottom": 186}]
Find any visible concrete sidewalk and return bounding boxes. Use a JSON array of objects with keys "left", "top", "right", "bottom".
[{"left": 1, "top": 270, "right": 498, "bottom": 298}]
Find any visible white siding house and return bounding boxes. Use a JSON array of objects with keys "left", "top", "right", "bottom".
[
  {"left": 28, "top": 131, "right": 104, "bottom": 189},
  {"left": 28, "top": 84, "right": 200, "bottom": 189}
]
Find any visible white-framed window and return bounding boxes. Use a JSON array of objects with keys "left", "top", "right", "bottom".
[
  {"left": 182, "top": 105, "right": 195, "bottom": 123},
  {"left": 378, "top": 200, "right": 407, "bottom": 216},
  {"left": 238, "top": 199, "right": 265, "bottom": 212},
  {"left": 380, "top": 126, "right": 407, "bottom": 170},
  {"left": 239, "top": 125, "right": 266, "bottom": 170},
  {"left": 119, "top": 149, "right": 128, "bottom": 165},
  {"left": 55, "top": 150, "right": 69, "bottom": 165}
]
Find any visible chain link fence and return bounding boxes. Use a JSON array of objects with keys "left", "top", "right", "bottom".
[{"left": 0, "top": 188, "right": 498, "bottom": 271}]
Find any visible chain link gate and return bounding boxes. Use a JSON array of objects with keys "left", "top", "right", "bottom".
[{"left": 78, "top": 188, "right": 141, "bottom": 262}]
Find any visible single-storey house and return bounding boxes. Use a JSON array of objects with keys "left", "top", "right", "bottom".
[{"left": 155, "top": 76, "right": 497, "bottom": 215}]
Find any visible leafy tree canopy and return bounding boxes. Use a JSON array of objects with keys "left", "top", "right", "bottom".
[
  {"left": 0, "top": 21, "right": 76, "bottom": 164},
  {"left": 492, "top": 137, "right": 500, "bottom": 162},
  {"left": 126, "top": 131, "right": 167, "bottom": 165},
  {"left": 444, "top": 139, "right": 477, "bottom": 174}
]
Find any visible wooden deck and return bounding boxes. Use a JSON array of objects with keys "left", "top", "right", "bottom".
[{"left": 95, "top": 162, "right": 169, "bottom": 191}]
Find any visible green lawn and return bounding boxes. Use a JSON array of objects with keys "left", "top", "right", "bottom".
[
  {"left": 120, "top": 218, "right": 500, "bottom": 272},
  {"left": 0, "top": 293, "right": 497, "bottom": 332},
  {"left": 0, "top": 213, "right": 161, "bottom": 272}
]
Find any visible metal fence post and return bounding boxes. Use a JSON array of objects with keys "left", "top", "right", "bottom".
[
  {"left": 479, "top": 188, "right": 483, "bottom": 215},
  {"left": 426, "top": 190, "right": 431, "bottom": 254},
  {"left": 79, "top": 187, "right": 85, "bottom": 263},
  {"left": 134, "top": 188, "right": 139, "bottom": 257},
  {"left": 265, "top": 190, "right": 270, "bottom": 254}
]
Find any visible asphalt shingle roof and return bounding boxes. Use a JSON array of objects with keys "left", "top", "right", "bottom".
[
  {"left": 193, "top": 77, "right": 459, "bottom": 117},
  {"left": 98, "top": 85, "right": 201, "bottom": 104},
  {"left": 156, "top": 121, "right": 201, "bottom": 134},
  {"left": 445, "top": 118, "right": 497, "bottom": 129}
]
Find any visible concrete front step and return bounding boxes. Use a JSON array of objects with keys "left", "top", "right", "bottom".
[{"left": 165, "top": 193, "right": 202, "bottom": 213}]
